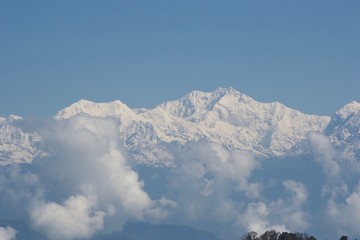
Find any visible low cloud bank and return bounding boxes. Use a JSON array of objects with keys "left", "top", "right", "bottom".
[
  {"left": 162, "top": 143, "right": 311, "bottom": 238},
  {"left": 2, "top": 119, "right": 360, "bottom": 239}
]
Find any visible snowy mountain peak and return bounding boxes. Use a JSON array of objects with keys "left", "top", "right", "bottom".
[
  {"left": 212, "top": 87, "right": 242, "bottom": 98},
  {"left": 212, "top": 86, "right": 248, "bottom": 98},
  {"left": 54, "top": 99, "right": 136, "bottom": 120},
  {"left": 9, "top": 114, "right": 24, "bottom": 122},
  {"left": 336, "top": 101, "right": 360, "bottom": 119},
  {"left": 206, "top": 87, "right": 254, "bottom": 110},
  {"left": 157, "top": 87, "right": 254, "bottom": 120},
  {"left": 0, "top": 115, "right": 24, "bottom": 123}
]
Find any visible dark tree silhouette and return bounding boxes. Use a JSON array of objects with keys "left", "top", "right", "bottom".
[
  {"left": 242, "top": 230, "right": 317, "bottom": 240},
  {"left": 279, "top": 232, "right": 297, "bottom": 240},
  {"left": 242, "top": 231, "right": 258, "bottom": 240},
  {"left": 260, "top": 230, "right": 280, "bottom": 240}
]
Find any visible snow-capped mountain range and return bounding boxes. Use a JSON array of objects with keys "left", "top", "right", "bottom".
[{"left": 1, "top": 87, "right": 359, "bottom": 165}]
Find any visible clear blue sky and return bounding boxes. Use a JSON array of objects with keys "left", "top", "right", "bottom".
[{"left": 1, "top": 0, "right": 359, "bottom": 117}]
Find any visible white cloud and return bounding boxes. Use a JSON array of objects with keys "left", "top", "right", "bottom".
[
  {"left": 30, "top": 195, "right": 105, "bottom": 240},
  {"left": 239, "top": 181, "right": 262, "bottom": 199},
  {"left": 164, "top": 143, "right": 310, "bottom": 237},
  {"left": 327, "top": 183, "right": 360, "bottom": 236},
  {"left": 237, "top": 180, "right": 309, "bottom": 234},
  {"left": 0, "top": 226, "right": 17, "bottom": 240},
  {"left": 168, "top": 143, "right": 260, "bottom": 223},
  {"left": 145, "top": 197, "right": 179, "bottom": 222},
  {"left": 209, "top": 145, "right": 259, "bottom": 181},
  {"left": 237, "top": 202, "right": 288, "bottom": 234},
  {"left": 275, "top": 180, "right": 309, "bottom": 231},
  {"left": 308, "top": 132, "right": 340, "bottom": 177},
  {"left": 28, "top": 116, "right": 172, "bottom": 238},
  {"left": 0, "top": 165, "right": 42, "bottom": 220},
  {"left": 237, "top": 202, "right": 270, "bottom": 233},
  {"left": 283, "top": 180, "right": 307, "bottom": 207},
  {"left": 307, "top": 132, "right": 360, "bottom": 237}
]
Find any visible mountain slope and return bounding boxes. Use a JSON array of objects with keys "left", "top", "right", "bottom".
[
  {"left": 325, "top": 101, "right": 360, "bottom": 161},
  {"left": 0, "top": 115, "right": 45, "bottom": 165}
]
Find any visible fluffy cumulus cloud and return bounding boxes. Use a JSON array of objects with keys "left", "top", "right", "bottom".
[
  {"left": 283, "top": 180, "right": 308, "bottom": 207},
  {"left": 277, "top": 180, "right": 309, "bottom": 231},
  {"left": 165, "top": 143, "right": 310, "bottom": 236},
  {"left": 237, "top": 201, "right": 288, "bottom": 234},
  {"left": 238, "top": 202, "right": 275, "bottom": 234},
  {"left": 30, "top": 195, "right": 104, "bottom": 240},
  {"left": 0, "top": 226, "right": 17, "bottom": 240},
  {"left": 10, "top": 116, "right": 174, "bottom": 240},
  {"left": 308, "top": 132, "right": 339, "bottom": 177},
  {"left": 326, "top": 183, "right": 360, "bottom": 236},
  {"left": 0, "top": 164, "right": 41, "bottom": 220},
  {"left": 0, "top": 115, "right": 179, "bottom": 239},
  {"left": 307, "top": 132, "right": 360, "bottom": 237},
  {"left": 167, "top": 142, "right": 260, "bottom": 226},
  {"left": 237, "top": 180, "right": 309, "bottom": 235}
]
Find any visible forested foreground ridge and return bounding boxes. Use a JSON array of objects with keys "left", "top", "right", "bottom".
[{"left": 242, "top": 230, "right": 352, "bottom": 240}]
